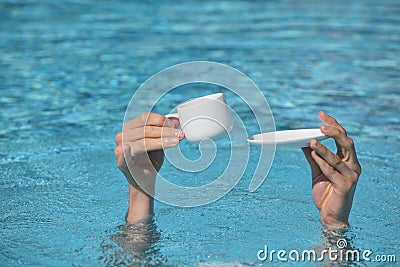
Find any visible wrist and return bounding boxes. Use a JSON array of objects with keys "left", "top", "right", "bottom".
[
  {"left": 126, "top": 183, "right": 154, "bottom": 224},
  {"left": 320, "top": 215, "right": 349, "bottom": 229}
]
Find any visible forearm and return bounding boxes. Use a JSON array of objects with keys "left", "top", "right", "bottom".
[{"left": 126, "top": 183, "right": 154, "bottom": 224}]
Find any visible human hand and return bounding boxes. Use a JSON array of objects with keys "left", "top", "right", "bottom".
[
  {"left": 114, "top": 112, "right": 183, "bottom": 186},
  {"left": 302, "top": 111, "right": 361, "bottom": 229},
  {"left": 114, "top": 112, "right": 184, "bottom": 223}
]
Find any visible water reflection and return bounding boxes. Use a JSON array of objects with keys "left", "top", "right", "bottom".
[
  {"left": 99, "top": 218, "right": 168, "bottom": 266},
  {"left": 99, "top": 221, "right": 367, "bottom": 266},
  {"left": 312, "top": 227, "right": 366, "bottom": 267}
]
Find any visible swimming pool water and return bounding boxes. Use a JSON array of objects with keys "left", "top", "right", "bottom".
[{"left": 1, "top": 0, "right": 399, "bottom": 266}]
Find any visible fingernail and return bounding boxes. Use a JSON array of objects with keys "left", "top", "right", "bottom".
[
  {"left": 178, "top": 130, "right": 185, "bottom": 139},
  {"left": 162, "top": 137, "right": 179, "bottom": 145},
  {"left": 172, "top": 129, "right": 184, "bottom": 139}
]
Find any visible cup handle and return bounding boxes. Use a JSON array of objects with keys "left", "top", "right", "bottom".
[{"left": 165, "top": 113, "right": 179, "bottom": 119}]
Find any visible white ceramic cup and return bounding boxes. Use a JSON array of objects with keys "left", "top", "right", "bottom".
[{"left": 165, "top": 93, "right": 233, "bottom": 143}]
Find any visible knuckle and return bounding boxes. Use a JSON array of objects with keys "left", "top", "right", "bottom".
[
  {"left": 114, "top": 132, "right": 122, "bottom": 144},
  {"left": 153, "top": 114, "right": 165, "bottom": 126},
  {"left": 332, "top": 157, "right": 342, "bottom": 168},
  {"left": 320, "top": 145, "right": 330, "bottom": 156},
  {"left": 144, "top": 126, "right": 154, "bottom": 136},
  {"left": 162, "top": 127, "right": 173, "bottom": 137},
  {"left": 136, "top": 140, "right": 145, "bottom": 151},
  {"left": 346, "top": 136, "right": 354, "bottom": 147},
  {"left": 332, "top": 118, "right": 339, "bottom": 125},
  {"left": 140, "top": 112, "right": 150, "bottom": 122},
  {"left": 337, "top": 125, "right": 347, "bottom": 136},
  {"left": 140, "top": 139, "right": 152, "bottom": 152},
  {"left": 113, "top": 146, "right": 119, "bottom": 156},
  {"left": 350, "top": 172, "right": 359, "bottom": 182},
  {"left": 354, "top": 163, "right": 362, "bottom": 176},
  {"left": 336, "top": 129, "right": 346, "bottom": 138},
  {"left": 327, "top": 167, "right": 336, "bottom": 178}
]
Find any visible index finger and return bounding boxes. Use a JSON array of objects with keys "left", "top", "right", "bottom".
[
  {"left": 319, "top": 111, "right": 350, "bottom": 151},
  {"left": 318, "top": 111, "right": 361, "bottom": 174},
  {"left": 124, "top": 112, "right": 167, "bottom": 130}
]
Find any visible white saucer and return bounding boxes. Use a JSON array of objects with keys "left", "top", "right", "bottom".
[{"left": 247, "top": 129, "right": 329, "bottom": 149}]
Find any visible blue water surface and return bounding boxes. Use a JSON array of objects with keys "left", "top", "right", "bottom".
[{"left": 1, "top": 0, "right": 399, "bottom": 266}]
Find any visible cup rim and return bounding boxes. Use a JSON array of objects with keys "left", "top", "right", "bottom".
[{"left": 178, "top": 93, "right": 224, "bottom": 109}]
